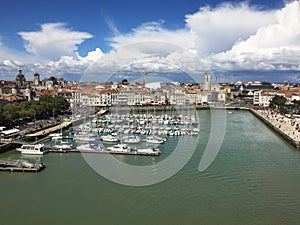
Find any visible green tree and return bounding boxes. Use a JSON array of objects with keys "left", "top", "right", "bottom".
[
  {"left": 270, "top": 95, "right": 287, "bottom": 113},
  {"left": 3, "top": 103, "right": 19, "bottom": 122},
  {"left": 270, "top": 95, "right": 287, "bottom": 107}
]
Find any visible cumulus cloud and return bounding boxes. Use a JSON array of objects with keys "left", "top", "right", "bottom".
[
  {"left": 18, "top": 23, "right": 93, "bottom": 61},
  {"left": 109, "top": 21, "right": 195, "bottom": 50},
  {"left": 109, "top": 2, "right": 277, "bottom": 57},
  {"left": 185, "top": 2, "right": 277, "bottom": 55},
  {"left": 212, "top": 1, "right": 300, "bottom": 71},
  {"left": 1, "top": 1, "right": 300, "bottom": 82}
]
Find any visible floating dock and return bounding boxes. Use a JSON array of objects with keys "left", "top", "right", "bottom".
[
  {"left": 47, "top": 147, "right": 160, "bottom": 156},
  {"left": 0, "top": 160, "right": 45, "bottom": 172}
]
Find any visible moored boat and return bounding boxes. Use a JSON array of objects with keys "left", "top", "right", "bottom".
[
  {"left": 100, "top": 134, "right": 119, "bottom": 143},
  {"left": 76, "top": 143, "right": 104, "bottom": 152},
  {"left": 16, "top": 144, "right": 48, "bottom": 155},
  {"left": 136, "top": 147, "right": 160, "bottom": 155},
  {"left": 107, "top": 144, "right": 130, "bottom": 152},
  {"left": 122, "top": 135, "right": 141, "bottom": 144},
  {"left": 146, "top": 136, "right": 165, "bottom": 144}
]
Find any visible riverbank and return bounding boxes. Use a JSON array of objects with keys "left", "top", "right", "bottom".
[{"left": 249, "top": 108, "right": 300, "bottom": 149}]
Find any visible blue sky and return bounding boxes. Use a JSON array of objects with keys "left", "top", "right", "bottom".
[{"left": 0, "top": 0, "right": 299, "bottom": 83}]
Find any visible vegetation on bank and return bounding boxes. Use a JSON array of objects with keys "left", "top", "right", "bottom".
[
  {"left": 0, "top": 95, "right": 70, "bottom": 128},
  {"left": 269, "top": 95, "right": 300, "bottom": 115}
]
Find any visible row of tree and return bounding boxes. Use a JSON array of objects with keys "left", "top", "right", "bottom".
[
  {"left": 269, "top": 95, "right": 300, "bottom": 114},
  {"left": 0, "top": 95, "right": 70, "bottom": 127}
]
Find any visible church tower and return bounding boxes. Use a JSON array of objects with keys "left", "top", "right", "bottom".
[
  {"left": 203, "top": 72, "right": 211, "bottom": 91},
  {"left": 16, "top": 70, "right": 26, "bottom": 88},
  {"left": 33, "top": 73, "right": 40, "bottom": 86}
]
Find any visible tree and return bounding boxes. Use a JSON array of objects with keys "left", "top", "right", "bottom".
[
  {"left": 270, "top": 95, "right": 287, "bottom": 107},
  {"left": 3, "top": 103, "right": 19, "bottom": 122},
  {"left": 270, "top": 95, "right": 287, "bottom": 113}
]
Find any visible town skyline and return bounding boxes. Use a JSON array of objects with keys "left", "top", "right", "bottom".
[{"left": 0, "top": 0, "right": 299, "bottom": 82}]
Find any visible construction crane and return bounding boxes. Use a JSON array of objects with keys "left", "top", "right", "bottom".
[{"left": 136, "top": 71, "right": 157, "bottom": 87}]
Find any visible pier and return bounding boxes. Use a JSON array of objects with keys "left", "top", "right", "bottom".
[
  {"left": 249, "top": 108, "right": 300, "bottom": 149},
  {"left": 0, "top": 160, "right": 45, "bottom": 172},
  {"left": 46, "top": 147, "right": 160, "bottom": 156}
]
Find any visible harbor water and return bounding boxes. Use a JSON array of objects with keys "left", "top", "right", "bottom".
[{"left": 0, "top": 110, "right": 300, "bottom": 225}]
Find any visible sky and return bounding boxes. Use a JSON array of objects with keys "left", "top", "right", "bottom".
[{"left": 0, "top": 0, "right": 299, "bottom": 83}]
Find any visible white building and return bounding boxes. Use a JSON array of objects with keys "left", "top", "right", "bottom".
[
  {"left": 253, "top": 90, "right": 273, "bottom": 107},
  {"left": 169, "top": 89, "right": 186, "bottom": 106}
]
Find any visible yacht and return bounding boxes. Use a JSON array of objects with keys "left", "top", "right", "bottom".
[
  {"left": 107, "top": 144, "right": 130, "bottom": 152},
  {"left": 100, "top": 134, "right": 119, "bottom": 143},
  {"left": 122, "top": 136, "right": 141, "bottom": 144},
  {"left": 137, "top": 147, "right": 160, "bottom": 155},
  {"left": 16, "top": 144, "right": 48, "bottom": 155},
  {"left": 51, "top": 143, "right": 72, "bottom": 150},
  {"left": 77, "top": 143, "right": 103, "bottom": 152},
  {"left": 146, "top": 136, "right": 165, "bottom": 144}
]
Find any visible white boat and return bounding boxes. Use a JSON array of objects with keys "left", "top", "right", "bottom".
[
  {"left": 107, "top": 144, "right": 130, "bottom": 152},
  {"left": 122, "top": 136, "right": 141, "bottom": 144},
  {"left": 191, "top": 128, "right": 200, "bottom": 135},
  {"left": 146, "top": 136, "right": 165, "bottom": 144},
  {"left": 77, "top": 143, "right": 103, "bottom": 152},
  {"left": 16, "top": 144, "right": 48, "bottom": 155},
  {"left": 100, "top": 135, "right": 119, "bottom": 143},
  {"left": 137, "top": 147, "right": 160, "bottom": 155},
  {"left": 51, "top": 144, "right": 72, "bottom": 150}
]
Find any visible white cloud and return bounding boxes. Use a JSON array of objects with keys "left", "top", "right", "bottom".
[
  {"left": 1, "top": 1, "right": 300, "bottom": 82},
  {"left": 185, "top": 2, "right": 277, "bottom": 55},
  {"left": 18, "top": 23, "right": 93, "bottom": 61},
  {"left": 109, "top": 2, "right": 277, "bottom": 56},
  {"left": 211, "top": 1, "right": 300, "bottom": 71},
  {"left": 109, "top": 21, "right": 195, "bottom": 50}
]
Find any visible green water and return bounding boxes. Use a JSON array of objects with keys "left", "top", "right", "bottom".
[{"left": 1, "top": 110, "right": 300, "bottom": 225}]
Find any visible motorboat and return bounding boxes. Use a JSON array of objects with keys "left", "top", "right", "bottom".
[
  {"left": 76, "top": 143, "right": 103, "bottom": 152},
  {"left": 107, "top": 144, "right": 130, "bottom": 152},
  {"left": 146, "top": 136, "right": 165, "bottom": 144},
  {"left": 16, "top": 144, "right": 48, "bottom": 155},
  {"left": 51, "top": 144, "right": 72, "bottom": 150},
  {"left": 100, "top": 134, "right": 119, "bottom": 143},
  {"left": 122, "top": 136, "right": 141, "bottom": 144},
  {"left": 136, "top": 147, "right": 160, "bottom": 155}
]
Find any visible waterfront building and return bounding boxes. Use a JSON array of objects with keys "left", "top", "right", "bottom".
[
  {"left": 196, "top": 92, "right": 208, "bottom": 105},
  {"left": 207, "top": 91, "right": 219, "bottom": 103},
  {"left": 169, "top": 89, "right": 186, "bottom": 105},
  {"left": 253, "top": 90, "right": 272, "bottom": 107},
  {"left": 127, "top": 90, "right": 147, "bottom": 106},
  {"left": 99, "top": 90, "right": 112, "bottom": 106}
]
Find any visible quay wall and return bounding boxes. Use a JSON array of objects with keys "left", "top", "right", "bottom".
[
  {"left": 0, "top": 143, "right": 18, "bottom": 153},
  {"left": 249, "top": 108, "right": 300, "bottom": 149}
]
